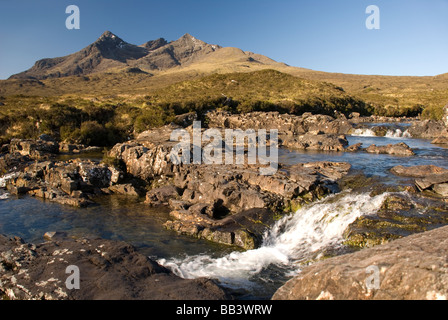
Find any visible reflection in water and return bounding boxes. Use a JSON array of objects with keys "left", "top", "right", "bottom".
[
  {"left": 0, "top": 195, "right": 235, "bottom": 259},
  {"left": 279, "top": 136, "right": 448, "bottom": 178}
]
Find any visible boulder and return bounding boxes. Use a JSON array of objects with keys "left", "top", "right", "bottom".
[
  {"left": 345, "top": 143, "right": 363, "bottom": 152},
  {"left": 281, "top": 133, "right": 349, "bottom": 152},
  {"left": 408, "top": 120, "right": 447, "bottom": 139},
  {"left": 145, "top": 185, "right": 182, "bottom": 205},
  {"left": 108, "top": 183, "right": 143, "bottom": 197},
  {"left": 108, "top": 124, "right": 351, "bottom": 249},
  {"left": 365, "top": 142, "right": 415, "bottom": 156},
  {"left": 415, "top": 172, "right": 448, "bottom": 196},
  {"left": 9, "top": 137, "right": 59, "bottom": 159},
  {"left": 390, "top": 165, "right": 448, "bottom": 178},
  {"left": 272, "top": 225, "right": 448, "bottom": 300},
  {"left": 432, "top": 136, "right": 448, "bottom": 144}
]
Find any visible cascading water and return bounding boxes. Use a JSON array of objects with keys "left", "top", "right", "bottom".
[
  {"left": 385, "top": 129, "right": 412, "bottom": 138},
  {"left": 158, "top": 191, "right": 391, "bottom": 293},
  {"left": 351, "top": 128, "right": 377, "bottom": 137},
  {"left": 0, "top": 173, "right": 16, "bottom": 200}
]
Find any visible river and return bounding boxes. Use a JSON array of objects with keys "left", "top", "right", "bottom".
[{"left": 1, "top": 123, "right": 448, "bottom": 299}]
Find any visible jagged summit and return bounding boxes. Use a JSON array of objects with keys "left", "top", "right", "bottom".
[
  {"left": 141, "top": 38, "right": 168, "bottom": 51},
  {"left": 8, "top": 31, "right": 272, "bottom": 80},
  {"left": 99, "top": 30, "right": 119, "bottom": 39}
]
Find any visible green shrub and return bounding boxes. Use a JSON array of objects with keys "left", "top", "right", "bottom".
[
  {"left": 134, "top": 106, "right": 174, "bottom": 134},
  {"left": 421, "top": 105, "right": 444, "bottom": 120}
]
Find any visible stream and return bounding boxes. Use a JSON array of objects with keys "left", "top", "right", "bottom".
[{"left": 1, "top": 122, "right": 448, "bottom": 299}]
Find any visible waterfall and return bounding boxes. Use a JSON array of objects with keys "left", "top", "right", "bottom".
[
  {"left": 385, "top": 129, "right": 412, "bottom": 138},
  {"left": 351, "top": 128, "right": 377, "bottom": 137},
  {"left": 158, "top": 191, "right": 390, "bottom": 287},
  {"left": 0, "top": 173, "right": 16, "bottom": 200}
]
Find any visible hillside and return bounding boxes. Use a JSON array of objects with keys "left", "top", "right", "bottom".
[
  {"left": 0, "top": 69, "right": 370, "bottom": 147},
  {"left": 149, "top": 69, "right": 370, "bottom": 116}
]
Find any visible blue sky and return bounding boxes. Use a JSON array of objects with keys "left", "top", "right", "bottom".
[{"left": 0, "top": 0, "right": 447, "bottom": 79}]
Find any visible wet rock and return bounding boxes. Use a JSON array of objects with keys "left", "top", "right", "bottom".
[
  {"left": 108, "top": 183, "right": 143, "bottom": 197},
  {"left": 432, "top": 136, "right": 448, "bottom": 144},
  {"left": 108, "top": 124, "right": 351, "bottom": 249},
  {"left": 344, "top": 193, "right": 448, "bottom": 250},
  {"left": 295, "top": 161, "right": 352, "bottom": 181},
  {"left": 162, "top": 161, "right": 349, "bottom": 249},
  {"left": 345, "top": 143, "right": 363, "bottom": 152},
  {"left": 43, "top": 231, "right": 69, "bottom": 241},
  {"left": 408, "top": 120, "right": 447, "bottom": 139},
  {"left": 415, "top": 172, "right": 448, "bottom": 193},
  {"left": 145, "top": 185, "right": 182, "bottom": 205},
  {"left": 0, "top": 234, "right": 230, "bottom": 300},
  {"left": 272, "top": 225, "right": 448, "bottom": 300},
  {"left": 433, "top": 184, "right": 448, "bottom": 197},
  {"left": 390, "top": 165, "right": 448, "bottom": 178},
  {"left": 365, "top": 142, "right": 415, "bottom": 156}
]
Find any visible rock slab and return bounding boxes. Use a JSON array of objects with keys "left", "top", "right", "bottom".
[
  {"left": 0, "top": 234, "right": 229, "bottom": 300},
  {"left": 272, "top": 225, "right": 448, "bottom": 300}
]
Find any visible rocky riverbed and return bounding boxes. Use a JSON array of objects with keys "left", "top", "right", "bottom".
[{"left": 1, "top": 109, "right": 448, "bottom": 300}]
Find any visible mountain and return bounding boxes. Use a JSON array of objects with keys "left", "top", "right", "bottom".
[
  {"left": 9, "top": 31, "right": 281, "bottom": 80},
  {"left": 10, "top": 31, "right": 146, "bottom": 79},
  {"left": 3, "top": 31, "right": 447, "bottom": 117}
]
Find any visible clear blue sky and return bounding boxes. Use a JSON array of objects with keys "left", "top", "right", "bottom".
[{"left": 0, "top": 0, "right": 447, "bottom": 79}]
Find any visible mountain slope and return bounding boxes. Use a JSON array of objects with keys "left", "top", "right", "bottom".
[
  {"left": 9, "top": 31, "right": 150, "bottom": 79},
  {"left": 9, "top": 31, "right": 279, "bottom": 80}
]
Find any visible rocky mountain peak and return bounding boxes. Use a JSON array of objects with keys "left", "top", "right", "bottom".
[{"left": 7, "top": 31, "right": 248, "bottom": 79}]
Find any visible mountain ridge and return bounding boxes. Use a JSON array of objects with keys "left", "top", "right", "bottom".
[{"left": 8, "top": 31, "right": 260, "bottom": 80}]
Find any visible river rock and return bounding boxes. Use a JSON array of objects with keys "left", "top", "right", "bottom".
[
  {"left": 108, "top": 183, "right": 143, "bottom": 197},
  {"left": 281, "top": 133, "right": 349, "bottom": 152},
  {"left": 272, "top": 225, "right": 448, "bottom": 300},
  {"left": 433, "top": 184, "right": 448, "bottom": 197},
  {"left": 408, "top": 120, "right": 447, "bottom": 139},
  {"left": 365, "top": 142, "right": 415, "bottom": 156},
  {"left": 163, "top": 161, "right": 350, "bottom": 249},
  {"left": 4, "top": 159, "right": 124, "bottom": 207},
  {"left": 205, "top": 110, "right": 353, "bottom": 135},
  {"left": 432, "top": 136, "right": 448, "bottom": 144},
  {"left": 145, "top": 185, "right": 182, "bottom": 205},
  {"left": 390, "top": 165, "right": 448, "bottom": 178},
  {"left": 0, "top": 234, "right": 229, "bottom": 300},
  {"left": 9, "top": 137, "right": 59, "bottom": 160},
  {"left": 109, "top": 124, "right": 352, "bottom": 249},
  {"left": 415, "top": 172, "right": 448, "bottom": 196}
]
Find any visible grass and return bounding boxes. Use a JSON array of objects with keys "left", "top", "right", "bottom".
[{"left": 0, "top": 66, "right": 447, "bottom": 147}]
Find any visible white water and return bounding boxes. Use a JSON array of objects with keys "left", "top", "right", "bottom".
[
  {"left": 159, "top": 191, "right": 390, "bottom": 287},
  {"left": 0, "top": 173, "right": 17, "bottom": 200},
  {"left": 351, "top": 128, "right": 376, "bottom": 137},
  {"left": 385, "top": 129, "right": 412, "bottom": 138},
  {"left": 351, "top": 128, "right": 412, "bottom": 138}
]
